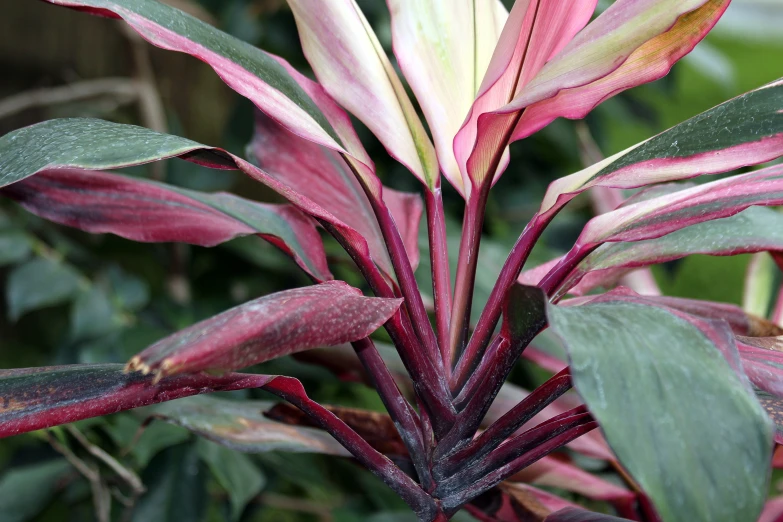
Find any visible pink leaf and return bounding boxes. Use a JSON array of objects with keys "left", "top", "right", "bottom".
[
  {"left": 128, "top": 281, "right": 402, "bottom": 380},
  {"left": 251, "top": 113, "right": 422, "bottom": 275},
  {"left": 540, "top": 78, "right": 783, "bottom": 216},
  {"left": 577, "top": 164, "right": 783, "bottom": 249},
  {"left": 387, "top": 0, "right": 508, "bottom": 194},
  {"left": 488, "top": 382, "right": 614, "bottom": 462},
  {"left": 510, "top": 456, "right": 635, "bottom": 508},
  {"left": 287, "top": 0, "right": 439, "bottom": 189},
  {"left": 511, "top": 0, "right": 730, "bottom": 143},
  {"left": 454, "top": 0, "right": 597, "bottom": 193},
  {"left": 2, "top": 168, "right": 332, "bottom": 282}
]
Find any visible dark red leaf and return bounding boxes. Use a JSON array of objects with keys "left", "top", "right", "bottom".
[
  {"left": 0, "top": 364, "right": 275, "bottom": 438},
  {"left": 128, "top": 281, "right": 401, "bottom": 379},
  {"left": 2, "top": 168, "right": 332, "bottom": 281}
]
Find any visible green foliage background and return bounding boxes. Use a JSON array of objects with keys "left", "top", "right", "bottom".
[{"left": 0, "top": 0, "right": 781, "bottom": 520}]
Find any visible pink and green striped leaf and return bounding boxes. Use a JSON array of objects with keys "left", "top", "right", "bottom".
[
  {"left": 540, "top": 78, "right": 783, "bottom": 215},
  {"left": 0, "top": 364, "right": 276, "bottom": 439},
  {"left": 622, "top": 295, "right": 783, "bottom": 338},
  {"left": 40, "top": 0, "right": 387, "bottom": 194},
  {"left": 760, "top": 496, "right": 783, "bottom": 522},
  {"left": 736, "top": 337, "right": 783, "bottom": 398},
  {"left": 0, "top": 118, "right": 384, "bottom": 281},
  {"left": 387, "top": 0, "right": 507, "bottom": 194},
  {"left": 128, "top": 281, "right": 401, "bottom": 380},
  {"left": 547, "top": 298, "right": 772, "bottom": 522},
  {"left": 286, "top": 0, "right": 439, "bottom": 190},
  {"left": 0, "top": 363, "right": 418, "bottom": 509},
  {"left": 143, "top": 395, "right": 349, "bottom": 456},
  {"left": 756, "top": 391, "right": 783, "bottom": 445},
  {"left": 556, "top": 206, "right": 783, "bottom": 297},
  {"left": 460, "top": 0, "right": 728, "bottom": 192},
  {"left": 576, "top": 164, "right": 783, "bottom": 250},
  {"left": 40, "top": 1, "right": 352, "bottom": 157},
  {"left": 454, "top": 0, "right": 597, "bottom": 192},
  {"left": 250, "top": 113, "right": 423, "bottom": 275},
  {"left": 511, "top": 0, "right": 730, "bottom": 143},
  {"left": 1, "top": 168, "right": 332, "bottom": 282}
]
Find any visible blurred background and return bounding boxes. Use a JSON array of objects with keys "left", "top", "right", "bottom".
[{"left": 0, "top": 0, "right": 782, "bottom": 520}]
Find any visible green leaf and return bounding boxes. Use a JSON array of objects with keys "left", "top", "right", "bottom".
[
  {"left": 107, "top": 266, "right": 149, "bottom": 312},
  {"left": 197, "top": 438, "right": 266, "bottom": 521},
  {"left": 7, "top": 258, "right": 83, "bottom": 320},
  {"left": 0, "top": 230, "right": 31, "bottom": 266},
  {"left": 0, "top": 459, "right": 72, "bottom": 522},
  {"left": 103, "top": 414, "right": 190, "bottom": 468},
  {"left": 132, "top": 443, "right": 208, "bottom": 522},
  {"left": 547, "top": 300, "right": 772, "bottom": 522},
  {"left": 0, "top": 118, "right": 231, "bottom": 189},
  {"left": 70, "top": 286, "right": 116, "bottom": 342}
]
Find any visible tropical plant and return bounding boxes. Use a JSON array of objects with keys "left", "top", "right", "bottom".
[{"left": 1, "top": 0, "right": 783, "bottom": 520}]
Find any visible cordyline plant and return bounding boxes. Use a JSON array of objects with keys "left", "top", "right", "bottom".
[{"left": 2, "top": 0, "right": 783, "bottom": 520}]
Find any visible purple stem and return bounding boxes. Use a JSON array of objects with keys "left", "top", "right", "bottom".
[
  {"left": 451, "top": 213, "right": 551, "bottom": 391},
  {"left": 440, "top": 420, "right": 599, "bottom": 513},
  {"left": 539, "top": 244, "right": 598, "bottom": 299},
  {"left": 435, "top": 369, "right": 572, "bottom": 478},
  {"left": 438, "top": 409, "right": 592, "bottom": 494},
  {"left": 452, "top": 335, "right": 503, "bottom": 409},
  {"left": 321, "top": 221, "right": 456, "bottom": 435},
  {"left": 351, "top": 337, "right": 433, "bottom": 491},
  {"left": 425, "top": 187, "right": 453, "bottom": 373},
  {"left": 436, "top": 318, "right": 548, "bottom": 458},
  {"left": 262, "top": 377, "right": 437, "bottom": 519},
  {"left": 371, "top": 198, "right": 443, "bottom": 373},
  {"left": 448, "top": 183, "right": 492, "bottom": 364},
  {"left": 435, "top": 338, "right": 514, "bottom": 461}
]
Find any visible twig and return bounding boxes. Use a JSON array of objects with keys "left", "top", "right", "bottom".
[
  {"left": 66, "top": 425, "right": 145, "bottom": 496},
  {"left": 121, "top": 24, "right": 167, "bottom": 136},
  {"left": 0, "top": 78, "right": 138, "bottom": 120},
  {"left": 47, "top": 431, "right": 111, "bottom": 522}
]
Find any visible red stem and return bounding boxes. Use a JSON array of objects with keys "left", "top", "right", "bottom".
[
  {"left": 372, "top": 198, "right": 443, "bottom": 372},
  {"left": 452, "top": 335, "right": 503, "bottom": 409},
  {"left": 452, "top": 212, "right": 552, "bottom": 391},
  {"left": 321, "top": 222, "right": 456, "bottom": 435},
  {"left": 351, "top": 338, "right": 433, "bottom": 491},
  {"left": 435, "top": 338, "right": 515, "bottom": 460},
  {"left": 539, "top": 244, "right": 598, "bottom": 299},
  {"left": 448, "top": 182, "right": 491, "bottom": 365},
  {"left": 425, "top": 187, "right": 453, "bottom": 373},
  {"left": 435, "top": 319, "right": 548, "bottom": 462},
  {"left": 262, "top": 377, "right": 437, "bottom": 518}
]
